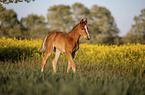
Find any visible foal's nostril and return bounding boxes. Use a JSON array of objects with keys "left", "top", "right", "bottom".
[
  {"left": 87, "top": 37, "right": 90, "bottom": 40},
  {"left": 85, "top": 37, "right": 90, "bottom": 40}
]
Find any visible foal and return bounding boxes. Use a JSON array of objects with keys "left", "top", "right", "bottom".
[{"left": 40, "top": 19, "right": 90, "bottom": 73}]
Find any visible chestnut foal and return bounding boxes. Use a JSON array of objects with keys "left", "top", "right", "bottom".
[{"left": 40, "top": 19, "right": 90, "bottom": 73}]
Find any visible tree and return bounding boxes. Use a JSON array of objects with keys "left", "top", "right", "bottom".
[
  {"left": 21, "top": 14, "right": 48, "bottom": 39},
  {"left": 0, "top": 5, "right": 21, "bottom": 38},
  {"left": 88, "top": 5, "right": 119, "bottom": 44},
  {"left": 47, "top": 5, "right": 74, "bottom": 33},
  {"left": 0, "top": 0, "right": 34, "bottom": 4},
  {"left": 123, "top": 9, "right": 145, "bottom": 43},
  {"left": 72, "top": 3, "right": 90, "bottom": 23}
]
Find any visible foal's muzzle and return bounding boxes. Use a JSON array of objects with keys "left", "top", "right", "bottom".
[{"left": 85, "top": 36, "right": 90, "bottom": 40}]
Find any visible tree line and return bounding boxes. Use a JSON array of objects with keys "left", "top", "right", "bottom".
[
  {"left": 0, "top": 3, "right": 145, "bottom": 44},
  {"left": 123, "top": 9, "right": 145, "bottom": 43}
]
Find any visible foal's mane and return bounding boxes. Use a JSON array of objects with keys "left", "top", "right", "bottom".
[
  {"left": 70, "top": 21, "right": 86, "bottom": 33},
  {"left": 68, "top": 23, "right": 79, "bottom": 34},
  {"left": 72, "top": 24, "right": 79, "bottom": 31}
]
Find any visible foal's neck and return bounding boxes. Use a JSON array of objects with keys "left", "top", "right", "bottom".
[{"left": 68, "top": 25, "right": 80, "bottom": 43}]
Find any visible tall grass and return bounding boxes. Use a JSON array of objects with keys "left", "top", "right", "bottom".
[{"left": 0, "top": 60, "right": 145, "bottom": 95}]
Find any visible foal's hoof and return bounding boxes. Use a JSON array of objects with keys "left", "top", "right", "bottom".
[{"left": 41, "top": 70, "right": 43, "bottom": 72}]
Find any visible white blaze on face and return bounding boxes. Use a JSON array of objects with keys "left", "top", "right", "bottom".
[{"left": 85, "top": 25, "right": 90, "bottom": 39}]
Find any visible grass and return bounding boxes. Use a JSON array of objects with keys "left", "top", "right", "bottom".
[{"left": 0, "top": 59, "right": 145, "bottom": 95}]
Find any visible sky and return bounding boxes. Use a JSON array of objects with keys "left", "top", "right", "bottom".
[{"left": 2, "top": 0, "right": 145, "bottom": 36}]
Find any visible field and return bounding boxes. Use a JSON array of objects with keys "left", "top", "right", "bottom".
[{"left": 0, "top": 37, "right": 145, "bottom": 95}]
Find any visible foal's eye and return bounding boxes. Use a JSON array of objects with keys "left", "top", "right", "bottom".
[{"left": 81, "top": 28, "right": 83, "bottom": 30}]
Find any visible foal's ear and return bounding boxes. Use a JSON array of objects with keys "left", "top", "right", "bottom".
[
  {"left": 80, "top": 19, "right": 84, "bottom": 24},
  {"left": 85, "top": 19, "right": 87, "bottom": 25}
]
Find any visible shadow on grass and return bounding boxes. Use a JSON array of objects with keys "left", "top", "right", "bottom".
[{"left": 0, "top": 47, "right": 43, "bottom": 62}]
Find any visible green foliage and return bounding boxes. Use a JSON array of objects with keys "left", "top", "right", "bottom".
[
  {"left": 88, "top": 5, "right": 119, "bottom": 44},
  {"left": 0, "top": 5, "right": 21, "bottom": 38},
  {"left": 72, "top": 3, "right": 90, "bottom": 22},
  {"left": 0, "top": 5, "right": 48, "bottom": 39},
  {"left": 123, "top": 8, "right": 145, "bottom": 43},
  {"left": 95, "top": 34, "right": 110, "bottom": 44},
  {"left": 21, "top": 14, "right": 49, "bottom": 39},
  {"left": 47, "top": 5, "right": 74, "bottom": 32},
  {"left": 0, "top": 0, "right": 34, "bottom": 4}
]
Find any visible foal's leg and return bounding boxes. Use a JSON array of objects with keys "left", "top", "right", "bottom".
[
  {"left": 67, "top": 61, "right": 71, "bottom": 73},
  {"left": 65, "top": 52, "right": 76, "bottom": 73},
  {"left": 41, "top": 44, "right": 54, "bottom": 72},
  {"left": 52, "top": 49, "right": 61, "bottom": 73},
  {"left": 67, "top": 52, "right": 75, "bottom": 72}
]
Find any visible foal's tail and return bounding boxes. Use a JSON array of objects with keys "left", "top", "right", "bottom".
[{"left": 40, "top": 36, "right": 47, "bottom": 52}]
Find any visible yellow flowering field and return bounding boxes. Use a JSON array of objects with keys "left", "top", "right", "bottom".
[
  {"left": 0, "top": 37, "right": 42, "bottom": 61},
  {"left": 0, "top": 37, "right": 145, "bottom": 76},
  {"left": 76, "top": 43, "right": 145, "bottom": 66}
]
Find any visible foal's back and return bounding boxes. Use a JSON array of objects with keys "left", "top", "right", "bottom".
[{"left": 52, "top": 32, "right": 67, "bottom": 52}]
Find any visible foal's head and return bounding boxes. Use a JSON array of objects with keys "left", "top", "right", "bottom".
[{"left": 78, "top": 19, "right": 90, "bottom": 40}]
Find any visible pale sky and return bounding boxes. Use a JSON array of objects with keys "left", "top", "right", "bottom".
[{"left": 2, "top": 0, "right": 145, "bottom": 36}]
